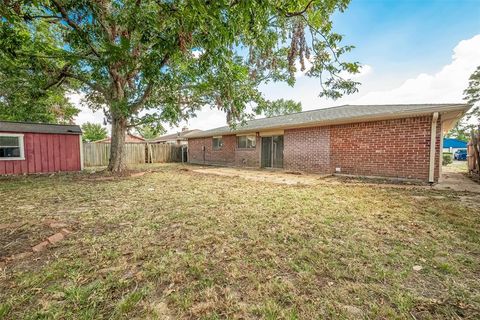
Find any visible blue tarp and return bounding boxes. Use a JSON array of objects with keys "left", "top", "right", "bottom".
[{"left": 443, "top": 138, "right": 467, "bottom": 149}]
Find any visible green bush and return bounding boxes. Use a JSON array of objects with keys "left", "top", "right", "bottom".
[{"left": 442, "top": 153, "right": 453, "bottom": 166}]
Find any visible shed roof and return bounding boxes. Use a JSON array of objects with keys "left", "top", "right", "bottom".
[
  {"left": 187, "top": 103, "right": 470, "bottom": 138},
  {"left": 443, "top": 138, "right": 467, "bottom": 148},
  {"left": 0, "top": 121, "right": 82, "bottom": 135}
]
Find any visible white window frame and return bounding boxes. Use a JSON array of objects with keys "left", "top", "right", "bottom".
[{"left": 0, "top": 133, "right": 25, "bottom": 161}]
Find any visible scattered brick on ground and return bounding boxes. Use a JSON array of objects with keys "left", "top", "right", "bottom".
[
  {"left": 47, "top": 232, "right": 64, "bottom": 244},
  {"left": 32, "top": 241, "right": 49, "bottom": 252}
]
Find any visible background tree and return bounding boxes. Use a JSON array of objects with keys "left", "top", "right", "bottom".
[
  {"left": 257, "top": 99, "right": 302, "bottom": 118},
  {"left": 446, "top": 66, "right": 479, "bottom": 141},
  {"left": 0, "top": 20, "right": 78, "bottom": 123},
  {"left": 81, "top": 122, "right": 108, "bottom": 142},
  {"left": 464, "top": 65, "right": 480, "bottom": 122},
  {"left": 445, "top": 121, "right": 476, "bottom": 142},
  {"left": 136, "top": 124, "right": 166, "bottom": 140},
  {"left": 1, "top": 0, "right": 360, "bottom": 172}
]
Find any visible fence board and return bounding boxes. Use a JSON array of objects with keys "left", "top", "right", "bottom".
[
  {"left": 83, "top": 142, "right": 182, "bottom": 167},
  {"left": 148, "top": 143, "right": 181, "bottom": 163},
  {"left": 125, "top": 143, "right": 146, "bottom": 164},
  {"left": 83, "top": 143, "right": 110, "bottom": 167},
  {"left": 468, "top": 129, "right": 480, "bottom": 176}
]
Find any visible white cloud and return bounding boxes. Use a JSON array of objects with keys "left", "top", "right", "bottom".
[
  {"left": 70, "top": 92, "right": 105, "bottom": 126},
  {"left": 353, "top": 34, "right": 480, "bottom": 104},
  {"left": 294, "top": 59, "right": 314, "bottom": 78}
]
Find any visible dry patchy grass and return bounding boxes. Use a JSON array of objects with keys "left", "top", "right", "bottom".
[{"left": 0, "top": 164, "right": 479, "bottom": 319}]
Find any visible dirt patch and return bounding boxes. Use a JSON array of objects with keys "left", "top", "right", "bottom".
[
  {"left": 435, "top": 172, "right": 480, "bottom": 193},
  {"left": 0, "top": 225, "right": 33, "bottom": 258},
  {"left": 191, "top": 167, "right": 327, "bottom": 185}
]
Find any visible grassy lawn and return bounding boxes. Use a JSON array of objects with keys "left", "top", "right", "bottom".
[{"left": 0, "top": 164, "right": 479, "bottom": 319}]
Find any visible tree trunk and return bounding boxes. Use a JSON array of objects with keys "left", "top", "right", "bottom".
[{"left": 107, "top": 115, "right": 127, "bottom": 172}]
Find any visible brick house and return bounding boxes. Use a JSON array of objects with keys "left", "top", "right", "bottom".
[{"left": 186, "top": 104, "right": 470, "bottom": 182}]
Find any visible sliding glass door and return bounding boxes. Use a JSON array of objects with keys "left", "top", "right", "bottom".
[{"left": 261, "top": 135, "right": 283, "bottom": 168}]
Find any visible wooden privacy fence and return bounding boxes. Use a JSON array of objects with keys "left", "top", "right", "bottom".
[
  {"left": 146, "top": 143, "right": 181, "bottom": 163},
  {"left": 468, "top": 129, "right": 480, "bottom": 177},
  {"left": 83, "top": 143, "right": 182, "bottom": 167}
]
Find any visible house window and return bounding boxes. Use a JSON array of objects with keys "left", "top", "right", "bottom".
[
  {"left": 237, "top": 135, "right": 256, "bottom": 149},
  {"left": 212, "top": 136, "right": 223, "bottom": 150},
  {"left": 0, "top": 134, "right": 25, "bottom": 160}
]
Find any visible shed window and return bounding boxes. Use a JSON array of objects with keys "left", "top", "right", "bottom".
[
  {"left": 212, "top": 137, "right": 223, "bottom": 150},
  {"left": 0, "top": 134, "right": 24, "bottom": 160},
  {"left": 237, "top": 135, "right": 256, "bottom": 149}
]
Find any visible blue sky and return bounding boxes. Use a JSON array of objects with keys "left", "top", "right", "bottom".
[
  {"left": 74, "top": 0, "right": 480, "bottom": 132},
  {"left": 333, "top": 0, "right": 480, "bottom": 81}
]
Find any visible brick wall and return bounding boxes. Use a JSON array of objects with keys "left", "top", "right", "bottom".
[
  {"left": 189, "top": 135, "right": 261, "bottom": 167},
  {"left": 235, "top": 136, "right": 261, "bottom": 167},
  {"left": 284, "top": 126, "right": 331, "bottom": 173},
  {"left": 330, "top": 116, "right": 441, "bottom": 181},
  {"left": 187, "top": 115, "right": 442, "bottom": 182},
  {"left": 188, "top": 135, "right": 236, "bottom": 166}
]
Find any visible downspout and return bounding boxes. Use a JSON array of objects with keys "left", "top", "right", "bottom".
[{"left": 428, "top": 112, "right": 439, "bottom": 183}]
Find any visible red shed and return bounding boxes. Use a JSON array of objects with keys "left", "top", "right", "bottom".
[{"left": 0, "top": 121, "right": 83, "bottom": 175}]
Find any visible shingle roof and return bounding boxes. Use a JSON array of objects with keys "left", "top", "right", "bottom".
[
  {"left": 0, "top": 121, "right": 82, "bottom": 135},
  {"left": 187, "top": 103, "right": 470, "bottom": 138},
  {"left": 150, "top": 129, "right": 202, "bottom": 142}
]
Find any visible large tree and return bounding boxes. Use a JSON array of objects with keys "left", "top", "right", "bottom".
[
  {"left": 1, "top": 0, "right": 359, "bottom": 172},
  {"left": 258, "top": 99, "right": 302, "bottom": 118},
  {"left": 0, "top": 18, "right": 79, "bottom": 123}
]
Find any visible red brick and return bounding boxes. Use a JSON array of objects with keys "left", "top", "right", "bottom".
[
  {"left": 47, "top": 232, "right": 64, "bottom": 244},
  {"left": 32, "top": 241, "right": 49, "bottom": 252}
]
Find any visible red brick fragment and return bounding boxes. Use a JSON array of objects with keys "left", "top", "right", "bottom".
[
  {"left": 130, "top": 172, "right": 146, "bottom": 178},
  {"left": 47, "top": 232, "right": 64, "bottom": 244},
  {"left": 32, "top": 241, "right": 49, "bottom": 252}
]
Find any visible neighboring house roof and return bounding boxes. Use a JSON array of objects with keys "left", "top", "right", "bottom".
[
  {"left": 187, "top": 103, "right": 470, "bottom": 138},
  {"left": 0, "top": 120, "right": 82, "bottom": 135},
  {"left": 443, "top": 138, "right": 467, "bottom": 149},
  {"left": 150, "top": 129, "right": 202, "bottom": 143},
  {"left": 96, "top": 133, "right": 145, "bottom": 143}
]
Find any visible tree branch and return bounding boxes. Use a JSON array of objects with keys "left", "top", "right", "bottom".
[
  {"left": 63, "top": 72, "right": 106, "bottom": 95},
  {"left": 131, "top": 82, "right": 153, "bottom": 112},
  {"left": 283, "top": 0, "right": 315, "bottom": 17},
  {"left": 130, "top": 53, "right": 170, "bottom": 112},
  {"left": 50, "top": 0, "right": 101, "bottom": 58},
  {"left": 43, "top": 64, "right": 71, "bottom": 90}
]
